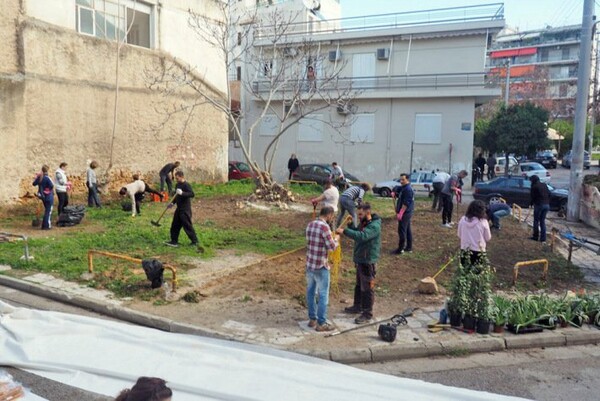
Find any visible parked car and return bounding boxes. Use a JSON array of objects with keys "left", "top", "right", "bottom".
[
  {"left": 531, "top": 150, "right": 557, "bottom": 169},
  {"left": 562, "top": 150, "right": 591, "bottom": 169},
  {"left": 509, "top": 162, "right": 551, "bottom": 183},
  {"left": 291, "top": 164, "right": 360, "bottom": 185},
  {"left": 473, "top": 176, "right": 568, "bottom": 213},
  {"left": 373, "top": 171, "right": 435, "bottom": 197},
  {"left": 494, "top": 156, "right": 519, "bottom": 176},
  {"left": 228, "top": 161, "right": 255, "bottom": 180}
]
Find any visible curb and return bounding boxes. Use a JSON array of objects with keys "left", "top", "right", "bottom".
[{"left": 2, "top": 274, "right": 600, "bottom": 364}]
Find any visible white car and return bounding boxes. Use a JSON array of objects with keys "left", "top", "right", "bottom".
[
  {"left": 510, "top": 162, "right": 551, "bottom": 183},
  {"left": 494, "top": 156, "right": 519, "bottom": 175},
  {"left": 373, "top": 171, "right": 435, "bottom": 197}
]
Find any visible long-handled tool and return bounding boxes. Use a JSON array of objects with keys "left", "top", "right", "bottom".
[
  {"left": 418, "top": 256, "right": 455, "bottom": 294},
  {"left": 325, "top": 307, "right": 417, "bottom": 338},
  {"left": 151, "top": 194, "right": 177, "bottom": 227}
]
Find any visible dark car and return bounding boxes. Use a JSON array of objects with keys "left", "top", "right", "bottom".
[
  {"left": 562, "top": 150, "right": 591, "bottom": 169},
  {"left": 291, "top": 164, "right": 360, "bottom": 185},
  {"left": 473, "top": 176, "right": 568, "bottom": 213},
  {"left": 531, "top": 150, "right": 557, "bottom": 169},
  {"left": 228, "top": 161, "right": 255, "bottom": 180}
]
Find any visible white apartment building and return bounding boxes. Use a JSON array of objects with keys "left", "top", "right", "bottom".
[{"left": 230, "top": 2, "right": 505, "bottom": 185}]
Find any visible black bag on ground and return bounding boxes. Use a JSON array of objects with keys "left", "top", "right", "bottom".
[
  {"left": 121, "top": 200, "right": 132, "bottom": 212},
  {"left": 142, "top": 259, "right": 164, "bottom": 289},
  {"left": 57, "top": 205, "right": 85, "bottom": 227}
]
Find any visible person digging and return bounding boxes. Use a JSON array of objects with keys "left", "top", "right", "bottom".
[
  {"left": 119, "top": 174, "right": 163, "bottom": 217},
  {"left": 164, "top": 171, "right": 204, "bottom": 253},
  {"left": 336, "top": 203, "right": 382, "bottom": 324}
]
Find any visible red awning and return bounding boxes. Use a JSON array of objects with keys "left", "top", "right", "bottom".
[{"left": 490, "top": 47, "right": 537, "bottom": 58}]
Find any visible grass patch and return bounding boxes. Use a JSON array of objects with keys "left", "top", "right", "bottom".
[
  {"left": 0, "top": 199, "right": 304, "bottom": 284},
  {"left": 592, "top": 153, "right": 600, "bottom": 161},
  {"left": 191, "top": 180, "right": 255, "bottom": 198}
]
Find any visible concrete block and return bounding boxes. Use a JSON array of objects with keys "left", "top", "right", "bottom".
[
  {"left": 371, "top": 342, "right": 430, "bottom": 361},
  {"left": 169, "top": 321, "right": 224, "bottom": 339},
  {"left": 111, "top": 307, "right": 172, "bottom": 331},
  {"left": 295, "top": 349, "right": 331, "bottom": 361},
  {"left": 504, "top": 331, "right": 566, "bottom": 350},
  {"left": 330, "top": 348, "right": 372, "bottom": 364},
  {"left": 0, "top": 265, "right": 12, "bottom": 272},
  {"left": 440, "top": 337, "right": 505, "bottom": 354},
  {"left": 564, "top": 329, "right": 600, "bottom": 346}
]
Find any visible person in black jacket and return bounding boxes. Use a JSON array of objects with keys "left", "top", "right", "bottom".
[
  {"left": 159, "top": 161, "right": 180, "bottom": 194},
  {"left": 164, "top": 171, "right": 203, "bottom": 252},
  {"left": 529, "top": 175, "right": 550, "bottom": 242},
  {"left": 287, "top": 154, "right": 299, "bottom": 180},
  {"left": 391, "top": 173, "right": 415, "bottom": 255}
]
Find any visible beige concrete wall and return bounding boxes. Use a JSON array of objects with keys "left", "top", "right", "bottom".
[
  {"left": 0, "top": 16, "right": 228, "bottom": 203},
  {"left": 0, "top": 0, "right": 21, "bottom": 75}
]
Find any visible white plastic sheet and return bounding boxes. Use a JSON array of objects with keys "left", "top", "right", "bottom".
[{"left": 0, "top": 301, "right": 529, "bottom": 401}]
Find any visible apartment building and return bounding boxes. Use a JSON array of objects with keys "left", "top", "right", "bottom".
[
  {"left": 231, "top": 2, "right": 504, "bottom": 185},
  {"left": 0, "top": 0, "right": 229, "bottom": 203},
  {"left": 487, "top": 25, "right": 583, "bottom": 118}
]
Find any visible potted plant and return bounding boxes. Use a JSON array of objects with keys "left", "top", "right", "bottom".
[
  {"left": 491, "top": 295, "right": 511, "bottom": 333},
  {"left": 447, "top": 260, "right": 471, "bottom": 327},
  {"left": 506, "top": 296, "right": 542, "bottom": 334}
]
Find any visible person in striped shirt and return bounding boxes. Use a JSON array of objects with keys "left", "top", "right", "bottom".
[
  {"left": 336, "top": 183, "right": 371, "bottom": 228},
  {"left": 305, "top": 206, "right": 339, "bottom": 332}
]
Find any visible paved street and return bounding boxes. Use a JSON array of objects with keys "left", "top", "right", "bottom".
[
  {"left": 355, "top": 344, "right": 600, "bottom": 401},
  {"left": 547, "top": 164, "right": 599, "bottom": 189}
]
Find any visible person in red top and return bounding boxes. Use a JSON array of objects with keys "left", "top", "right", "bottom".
[{"left": 305, "top": 206, "right": 338, "bottom": 332}]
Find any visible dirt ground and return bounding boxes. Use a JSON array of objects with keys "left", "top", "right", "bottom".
[{"left": 127, "top": 194, "right": 593, "bottom": 339}]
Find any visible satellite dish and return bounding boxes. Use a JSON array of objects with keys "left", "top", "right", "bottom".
[{"left": 303, "top": 0, "right": 321, "bottom": 11}]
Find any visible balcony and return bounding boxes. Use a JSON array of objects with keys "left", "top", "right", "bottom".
[
  {"left": 254, "top": 3, "right": 504, "bottom": 40},
  {"left": 251, "top": 72, "right": 499, "bottom": 99}
]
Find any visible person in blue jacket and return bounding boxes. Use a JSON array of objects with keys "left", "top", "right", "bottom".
[
  {"left": 32, "top": 165, "right": 54, "bottom": 230},
  {"left": 391, "top": 173, "right": 415, "bottom": 255}
]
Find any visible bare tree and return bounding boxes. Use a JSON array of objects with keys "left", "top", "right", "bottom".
[{"left": 145, "top": 0, "right": 359, "bottom": 198}]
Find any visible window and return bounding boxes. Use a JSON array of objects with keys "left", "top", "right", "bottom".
[
  {"left": 260, "top": 114, "right": 279, "bottom": 136},
  {"left": 76, "top": 0, "right": 152, "bottom": 48},
  {"left": 236, "top": 66, "right": 242, "bottom": 81},
  {"left": 261, "top": 60, "right": 274, "bottom": 77},
  {"left": 298, "top": 116, "right": 323, "bottom": 142},
  {"left": 414, "top": 114, "right": 442, "bottom": 144},
  {"left": 351, "top": 114, "right": 375, "bottom": 143},
  {"left": 237, "top": 32, "right": 242, "bottom": 46}
]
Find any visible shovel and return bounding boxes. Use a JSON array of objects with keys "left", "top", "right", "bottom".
[
  {"left": 325, "top": 307, "right": 417, "bottom": 338},
  {"left": 151, "top": 194, "right": 177, "bottom": 227},
  {"left": 418, "top": 256, "right": 455, "bottom": 294},
  {"left": 32, "top": 202, "right": 42, "bottom": 227}
]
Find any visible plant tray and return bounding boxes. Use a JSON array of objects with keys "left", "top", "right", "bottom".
[{"left": 506, "top": 324, "right": 544, "bottom": 335}]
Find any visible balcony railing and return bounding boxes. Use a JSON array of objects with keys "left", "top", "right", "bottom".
[
  {"left": 251, "top": 72, "right": 498, "bottom": 94},
  {"left": 255, "top": 3, "right": 504, "bottom": 40}
]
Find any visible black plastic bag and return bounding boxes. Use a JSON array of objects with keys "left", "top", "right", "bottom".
[
  {"left": 142, "top": 259, "right": 164, "bottom": 289},
  {"left": 57, "top": 205, "right": 85, "bottom": 227}
]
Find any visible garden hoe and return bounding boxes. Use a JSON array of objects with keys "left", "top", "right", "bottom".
[
  {"left": 325, "top": 307, "right": 418, "bottom": 338},
  {"left": 418, "top": 256, "right": 455, "bottom": 294},
  {"left": 151, "top": 194, "right": 177, "bottom": 227}
]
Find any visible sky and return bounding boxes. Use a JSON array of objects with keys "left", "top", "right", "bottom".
[{"left": 340, "top": 0, "right": 590, "bottom": 31}]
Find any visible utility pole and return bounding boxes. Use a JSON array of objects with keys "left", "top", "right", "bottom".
[
  {"left": 568, "top": 0, "right": 595, "bottom": 221},
  {"left": 589, "top": 28, "right": 599, "bottom": 157},
  {"left": 504, "top": 60, "right": 511, "bottom": 104}
]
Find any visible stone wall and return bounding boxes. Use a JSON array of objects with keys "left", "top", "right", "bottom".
[{"left": 0, "top": 9, "right": 228, "bottom": 204}]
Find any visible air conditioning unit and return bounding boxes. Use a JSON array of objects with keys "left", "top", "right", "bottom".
[
  {"left": 336, "top": 103, "right": 353, "bottom": 115},
  {"left": 283, "top": 47, "right": 297, "bottom": 57},
  {"left": 377, "top": 48, "right": 390, "bottom": 60},
  {"left": 284, "top": 102, "right": 298, "bottom": 115},
  {"left": 328, "top": 50, "right": 342, "bottom": 62}
]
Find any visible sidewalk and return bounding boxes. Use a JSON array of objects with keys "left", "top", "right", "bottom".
[{"left": 1, "top": 269, "right": 600, "bottom": 365}]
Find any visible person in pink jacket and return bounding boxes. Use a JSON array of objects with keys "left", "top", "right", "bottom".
[{"left": 457, "top": 200, "right": 491, "bottom": 266}]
